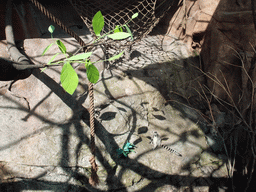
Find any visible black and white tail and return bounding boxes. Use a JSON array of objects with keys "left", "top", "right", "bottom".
[
  {"left": 161, "top": 144, "right": 182, "bottom": 157},
  {"left": 151, "top": 131, "right": 182, "bottom": 157}
]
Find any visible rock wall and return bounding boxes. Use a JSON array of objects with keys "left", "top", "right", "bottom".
[
  {"left": 0, "top": 34, "right": 228, "bottom": 191},
  {"left": 200, "top": 1, "right": 256, "bottom": 190},
  {"left": 160, "top": 0, "right": 220, "bottom": 51},
  {"left": 0, "top": 0, "right": 234, "bottom": 191}
]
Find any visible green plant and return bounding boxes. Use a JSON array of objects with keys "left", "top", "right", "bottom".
[
  {"left": 42, "top": 11, "right": 138, "bottom": 95},
  {"left": 117, "top": 142, "right": 136, "bottom": 158}
]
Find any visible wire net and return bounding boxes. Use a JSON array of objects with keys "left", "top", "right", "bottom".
[{"left": 69, "top": 0, "right": 173, "bottom": 46}]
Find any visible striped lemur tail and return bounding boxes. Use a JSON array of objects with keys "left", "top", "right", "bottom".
[
  {"left": 151, "top": 131, "right": 182, "bottom": 157},
  {"left": 161, "top": 144, "right": 182, "bottom": 157}
]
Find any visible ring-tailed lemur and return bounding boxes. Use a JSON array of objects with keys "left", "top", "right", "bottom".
[{"left": 151, "top": 131, "right": 182, "bottom": 157}]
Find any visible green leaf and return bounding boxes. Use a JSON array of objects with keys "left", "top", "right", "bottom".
[
  {"left": 92, "top": 11, "right": 104, "bottom": 36},
  {"left": 86, "top": 62, "right": 99, "bottom": 84},
  {"left": 117, "top": 148, "right": 123, "bottom": 156},
  {"left": 124, "top": 24, "right": 133, "bottom": 40},
  {"left": 60, "top": 62, "right": 79, "bottom": 95},
  {"left": 123, "top": 153, "right": 128, "bottom": 157},
  {"left": 123, "top": 142, "right": 131, "bottom": 151},
  {"left": 42, "top": 43, "right": 53, "bottom": 56},
  {"left": 41, "top": 53, "right": 60, "bottom": 72},
  {"left": 132, "top": 13, "right": 138, "bottom": 19},
  {"left": 48, "top": 25, "right": 55, "bottom": 34},
  {"left": 48, "top": 53, "right": 60, "bottom": 64},
  {"left": 108, "top": 51, "right": 124, "bottom": 61},
  {"left": 107, "top": 32, "right": 131, "bottom": 40},
  {"left": 41, "top": 67, "right": 47, "bottom": 73},
  {"left": 114, "top": 25, "right": 123, "bottom": 33},
  {"left": 66, "top": 52, "right": 92, "bottom": 61},
  {"left": 56, "top": 40, "right": 66, "bottom": 54}
]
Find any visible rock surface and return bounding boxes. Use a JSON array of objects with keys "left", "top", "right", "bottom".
[
  {"left": 160, "top": 0, "right": 220, "bottom": 51},
  {"left": 0, "top": 33, "right": 228, "bottom": 191}
]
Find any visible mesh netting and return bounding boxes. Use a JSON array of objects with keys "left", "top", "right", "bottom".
[{"left": 69, "top": 0, "right": 173, "bottom": 46}]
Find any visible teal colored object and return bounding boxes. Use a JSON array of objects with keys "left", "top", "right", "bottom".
[{"left": 117, "top": 142, "right": 136, "bottom": 157}]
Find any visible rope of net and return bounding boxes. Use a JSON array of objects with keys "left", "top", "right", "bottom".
[
  {"left": 69, "top": 0, "right": 174, "bottom": 47},
  {"left": 29, "top": 0, "right": 99, "bottom": 186}
]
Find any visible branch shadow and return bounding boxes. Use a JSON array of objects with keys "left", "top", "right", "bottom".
[
  {"left": 0, "top": 0, "right": 232, "bottom": 190},
  {"left": 1, "top": 60, "right": 229, "bottom": 191}
]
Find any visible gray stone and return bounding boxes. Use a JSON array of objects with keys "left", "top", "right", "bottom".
[{"left": 0, "top": 34, "right": 228, "bottom": 191}]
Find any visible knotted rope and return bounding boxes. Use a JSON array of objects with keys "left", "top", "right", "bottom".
[{"left": 29, "top": 0, "right": 98, "bottom": 186}]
